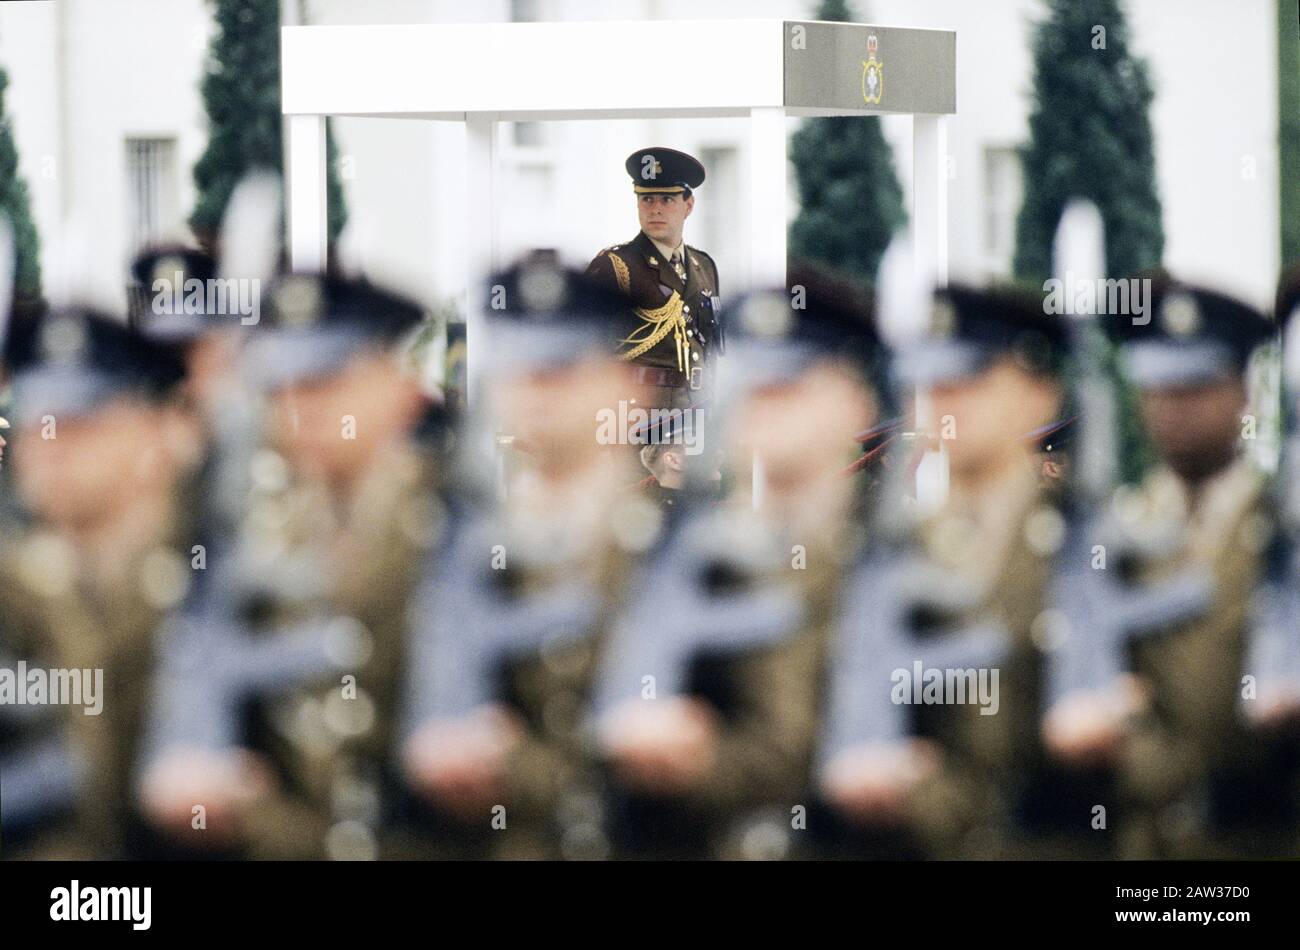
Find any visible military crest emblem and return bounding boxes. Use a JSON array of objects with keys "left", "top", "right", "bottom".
[{"left": 861, "top": 34, "right": 883, "bottom": 106}]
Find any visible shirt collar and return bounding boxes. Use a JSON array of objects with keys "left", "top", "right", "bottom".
[{"left": 648, "top": 235, "right": 684, "bottom": 266}]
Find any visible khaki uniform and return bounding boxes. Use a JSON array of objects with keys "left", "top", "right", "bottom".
[
  {"left": 0, "top": 484, "right": 199, "bottom": 859},
  {"left": 487, "top": 492, "right": 832, "bottom": 860},
  {"left": 1113, "top": 459, "right": 1283, "bottom": 858},
  {"left": 450, "top": 478, "right": 640, "bottom": 860},
  {"left": 899, "top": 467, "right": 1068, "bottom": 859},
  {"left": 221, "top": 441, "right": 446, "bottom": 860}
]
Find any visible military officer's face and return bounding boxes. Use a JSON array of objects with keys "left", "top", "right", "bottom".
[
  {"left": 14, "top": 400, "right": 187, "bottom": 529},
  {"left": 638, "top": 192, "right": 693, "bottom": 247},
  {"left": 1137, "top": 376, "right": 1247, "bottom": 482},
  {"left": 731, "top": 362, "right": 877, "bottom": 494},
  {"left": 928, "top": 356, "right": 1062, "bottom": 482}
]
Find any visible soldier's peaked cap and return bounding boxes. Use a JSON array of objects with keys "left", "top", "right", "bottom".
[
  {"left": 247, "top": 272, "right": 426, "bottom": 390},
  {"left": 2, "top": 307, "right": 186, "bottom": 425},
  {"left": 130, "top": 243, "right": 220, "bottom": 342},
  {"left": 486, "top": 253, "right": 626, "bottom": 373},
  {"left": 626, "top": 147, "right": 705, "bottom": 195},
  {"left": 1103, "top": 275, "right": 1272, "bottom": 388},
  {"left": 893, "top": 283, "right": 1069, "bottom": 386},
  {"left": 725, "top": 260, "right": 882, "bottom": 386}
]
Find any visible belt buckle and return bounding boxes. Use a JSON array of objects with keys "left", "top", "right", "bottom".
[{"left": 689, "top": 366, "right": 703, "bottom": 391}]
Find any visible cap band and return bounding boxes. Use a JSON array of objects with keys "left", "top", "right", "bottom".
[
  {"left": 246, "top": 325, "right": 375, "bottom": 390},
  {"left": 486, "top": 318, "right": 610, "bottom": 375},
  {"left": 10, "top": 367, "right": 131, "bottom": 425},
  {"left": 893, "top": 341, "right": 997, "bottom": 387},
  {"left": 1123, "top": 339, "right": 1238, "bottom": 388}
]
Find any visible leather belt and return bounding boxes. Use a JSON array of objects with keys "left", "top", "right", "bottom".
[
  {"left": 632, "top": 366, "right": 706, "bottom": 391},
  {"left": 632, "top": 366, "right": 687, "bottom": 388}
]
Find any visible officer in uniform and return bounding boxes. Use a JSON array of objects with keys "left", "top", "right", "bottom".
[
  {"left": 1045, "top": 278, "right": 1281, "bottom": 858},
  {"left": 0, "top": 308, "right": 199, "bottom": 858},
  {"left": 139, "top": 272, "right": 449, "bottom": 860},
  {"left": 586, "top": 147, "right": 723, "bottom": 419},
  {"left": 819, "top": 284, "right": 1074, "bottom": 859}
]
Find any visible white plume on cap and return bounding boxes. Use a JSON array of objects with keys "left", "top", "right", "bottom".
[
  {"left": 1052, "top": 199, "right": 1105, "bottom": 317},
  {"left": 1052, "top": 198, "right": 1115, "bottom": 499},
  {"left": 219, "top": 170, "right": 282, "bottom": 284},
  {"left": 876, "top": 231, "right": 931, "bottom": 348},
  {"left": 47, "top": 215, "right": 124, "bottom": 318}
]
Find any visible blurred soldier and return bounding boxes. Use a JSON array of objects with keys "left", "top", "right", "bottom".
[
  {"left": 402, "top": 257, "right": 647, "bottom": 859},
  {"left": 820, "top": 284, "right": 1072, "bottom": 859},
  {"left": 586, "top": 147, "right": 722, "bottom": 419},
  {"left": 594, "top": 262, "right": 886, "bottom": 859},
  {"left": 1046, "top": 279, "right": 1280, "bottom": 858},
  {"left": 130, "top": 244, "right": 245, "bottom": 418},
  {"left": 1252, "top": 264, "right": 1300, "bottom": 730},
  {"left": 0, "top": 309, "right": 199, "bottom": 858},
  {"left": 139, "top": 272, "right": 447, "bottom": 860},
  {"left": 129, "top": 244, "right": 259, "bottom": 544}
]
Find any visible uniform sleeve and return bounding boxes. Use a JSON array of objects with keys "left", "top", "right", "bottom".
[{"left": 585, "top": 251, "right": 620, "bottom": 294}]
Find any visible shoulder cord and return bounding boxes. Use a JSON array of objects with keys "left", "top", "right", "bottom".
[{"left": 608, "top": 252, "right": 688, "bottom": 371}]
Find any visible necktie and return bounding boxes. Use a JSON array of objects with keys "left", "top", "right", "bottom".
[{"left": 671, "top": 250, "right": 687, "bottom": 284}]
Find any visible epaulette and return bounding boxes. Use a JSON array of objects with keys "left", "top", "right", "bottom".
[{"left": 686, "top": 245, "right": 716, "bottom": 271}]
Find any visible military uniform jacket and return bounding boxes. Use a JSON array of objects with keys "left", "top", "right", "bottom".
[
  {"left": 586, "top": 232, "right": 722, "bottom": 378},
  {"left": 900, "top": 468, "right": 1065, "bottom": 859},
  {"left": 0, "top": 482, "right": 201, "bottom": 859},
  {"left": 1114, "top": 460, "right": 1280, "bottom": 858},
  {"left": 208, "top": 441, "right": 445, "bottom": 860}
]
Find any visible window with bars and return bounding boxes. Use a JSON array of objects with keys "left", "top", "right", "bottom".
[
  {"left": 982, "top": 145, "right": 1022, "bottom": 276},
  {"left": 125, "top": 137, "right": 179, "bottom": 254}
]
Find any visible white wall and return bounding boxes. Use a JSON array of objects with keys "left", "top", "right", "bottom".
[{"left": 0, "top": 0, "right": 1282, "bottom": 314}]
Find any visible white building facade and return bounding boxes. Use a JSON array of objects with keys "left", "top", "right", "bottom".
[{"left": 0, "top": 0, "right": 1284, "bottom": 314}]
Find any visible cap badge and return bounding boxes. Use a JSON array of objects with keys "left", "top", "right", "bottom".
[
  {"left": 518, "top": 262, "right": 568, "bottom": 314},
  {"left": 1160, "top": 292, "right": 1200, "bottom": 338},
  {"left": 930, "top": 298, "right": 957, "bottom": 339},
  {"left": 274, "top": 276, "right": 323, "bottom": 329},
  {"left": 741, "top": 294, "right": 793, "bottom": 340},
  {"left": 40, "top": 314, "right": 88, "bottom": 366},
  {"left": 153, "top": 255, "right": 187, "bottom": 287}
]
